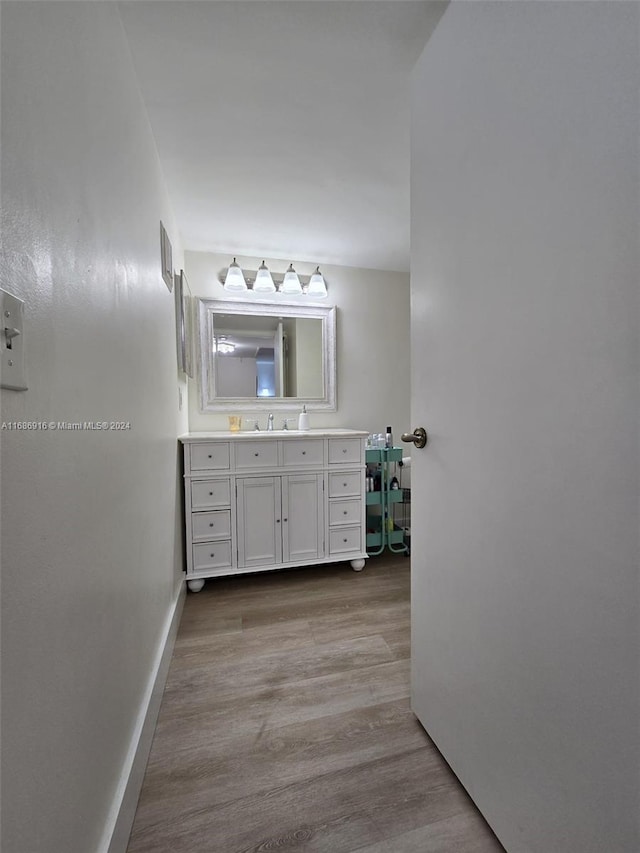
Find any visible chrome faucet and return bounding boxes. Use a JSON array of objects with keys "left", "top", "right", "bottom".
[
  {"left": 282, "top": 418, "right": 297, "bottom": 430},
  {"left": 253, "top": 419, "right": 260, "bottom": 431},
  {"left": 267, "top": 413, "right": 274, "bottom": 431}
]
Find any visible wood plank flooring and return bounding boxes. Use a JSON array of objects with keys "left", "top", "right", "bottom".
[{"left": 127, "top": 555, "right": 504, "bottom": 853}]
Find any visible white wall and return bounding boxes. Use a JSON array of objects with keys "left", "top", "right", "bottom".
[
  {"left": 411, "top": 3, "right": 639, "bottom": 852},
  {"left": 185, "top": 251, "right": 410, "bottom": 436},
  {"left": 1, "top": 4, "right": 186, "bottom": 851}
]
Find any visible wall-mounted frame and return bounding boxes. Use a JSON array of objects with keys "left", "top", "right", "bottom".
[
  {"left": 175, "top": 269, "right": 194, "bottom": 377},
  {"left": 198, "top": 298, "right": 336, "bottom": 412},
  {"left": 160, "top": 221, "right": 173, "bottom": 291}
]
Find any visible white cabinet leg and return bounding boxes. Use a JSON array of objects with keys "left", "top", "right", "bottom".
[
  {"left": 187, "top": 578, "right": 205, "bottom": 593},
  {"left": 350, "top": 559, "right": 366, "bottom": 572}
]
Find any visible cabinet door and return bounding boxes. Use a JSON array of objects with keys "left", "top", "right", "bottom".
[
  {"left": 282, "top": 474, "right": 324, "bottom": 563},
  {"left": 236, "top": 477, "right": 282, "bottom": 569}
]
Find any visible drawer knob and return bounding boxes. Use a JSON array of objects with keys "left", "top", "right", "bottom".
[
  {"left": 342, "top": 448, "right": 347, "bottom": 453},
  {"left": 283, "top": 517, "right": 288, "bottom": 522},
  {"left": 210, "top": 553, "right": 215, "bottom": 558},
  {"left": 209, "top": 523, "right": 214, "bottom": 527},
  {"left": 209, "top": 491, "right": 213, "bottom": 496},
  {"left": 343, "top": 538, "right": 348, "bottom": 543},
  {"left": 343, "top": 510, "right": 347, "bottom": 515},
  {"left": 343, "top": 482, "right": 347, "bottom": 487},
  {"left": 276, "top": 519, "right": 281, "bottom": 524},
  {"left": 208, "top": 454, "right": 212, "bottom": 459},
  {"left": 302, "top": 451, "right": 306, "bottom": 455},
  {"left": 254, "top": 452, "right": 259, "bottom": 457}
]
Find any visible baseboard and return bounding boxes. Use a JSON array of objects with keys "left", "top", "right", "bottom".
[{"left": 99, "top": 578, "right": 186, "bottom": 853}]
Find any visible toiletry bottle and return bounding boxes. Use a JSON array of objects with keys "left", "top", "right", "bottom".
[
  {"left": 385, "top": 426, "right": 393, "bottom": 449},
  {"left": 298, "top": 405, "right": 309, "bottom": 431}
]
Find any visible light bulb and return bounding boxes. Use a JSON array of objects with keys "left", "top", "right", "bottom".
[
  {"left": 281, "top": 263, "right": 302, "bottom": 294},
  {"left": 307, "top": 266, "right": 327, "bottom": 298},
  {"left": 223, "top": 258, "right": 247, "bottom": 292},
  {"left": 253, "top": 261, "right": 276, "bottom": 293}
]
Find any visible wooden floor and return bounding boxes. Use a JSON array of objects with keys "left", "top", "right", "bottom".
[{"left": 127, "top": 555, "right": 504, "bottom": 853}]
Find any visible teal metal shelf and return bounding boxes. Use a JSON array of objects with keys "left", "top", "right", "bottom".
[
  {"left": 366, "top": 515, "right": 405, "bottom": 549},
  {"left": 365, "top": 447, "right": 403, "bottom": 464},
  {"left": 366, "top": 488, "right": 403, "bottom": 506},
  {"left": 365, "top": 446, "right": 408, "bottom": 556}
]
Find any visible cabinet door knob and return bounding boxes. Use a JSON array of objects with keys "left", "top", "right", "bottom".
[
  {"left": 209, "top": 522, "right": 214, "bottom": 527},
  {"left": 343, "top": 510, "right": 347, "bottom": 515},
  {"left": 209, "top": 491, "right": 213, "bottom": 496},
  {"left": 276, "top": 518, "right": 281, "bottom": 523},
  {"left": 343, "top": 482, "right": 347, "bottom": 487},
  {"left": 208, "top": 454, "right": 212, "bottom": 458},
  {"left": 302, "top": 451, "right": 306, "bottom": 455},
  {"left": 343, "top": 538, "right": 348, "bottom": 543},
  {"left": 283, "top": 518, "right": 288, "bottom": 522},
  {"left": 254, "top": 452, "right": 259, "bottom": 456},
  {"left": 210, "top": 553, "right": 215, "bottom": 558},
  {"left": 342, "top": 448, "right": 347, "bottom": 453}
]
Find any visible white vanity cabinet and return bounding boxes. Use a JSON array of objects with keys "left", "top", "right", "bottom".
[{"left": 180, "top": 430, "right": 368, "bottom": 592}]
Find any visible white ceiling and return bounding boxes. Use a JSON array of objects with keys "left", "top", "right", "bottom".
[{"left": 119, "top": 1, "right": 446, "bottom": 272}]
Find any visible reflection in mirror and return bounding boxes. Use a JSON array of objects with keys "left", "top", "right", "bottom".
[
  {"left": 198, "top": 299, "right": 336, "bottom": 412},
  {"left": 214, "top": 314, "right": 324, "bottom": 399}
]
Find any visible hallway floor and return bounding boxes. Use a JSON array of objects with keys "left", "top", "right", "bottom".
[{"left": 127, "top": 555, "right": 504, "bottom": 853}]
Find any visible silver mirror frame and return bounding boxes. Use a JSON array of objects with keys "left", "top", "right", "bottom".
[{"left": 198, "top": 298, "right": 337, "bottom": 412}]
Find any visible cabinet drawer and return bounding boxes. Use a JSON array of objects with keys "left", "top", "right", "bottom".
[
  {"left": 235, "top": 440, "right": 278, "bottom": 469},
  {"left": 328, "top": 438, "right": 362, "bottom": 465},
  {"left": 192, "top": 541, "right": 233, "bottom": 573},
  {"left": 190, "top": 479, "right": 231, "bottom": 510},
  {"left": 282, "top": 439, "right": 324, "bottom": 467},
  {"left": 328, "top": 471, "right": 362, "bottom": 498},
  {"left": 329, "top": 527, "right": 362, "bottom": 555},
  {"left": 190, "top": 443, "right": 230, "bottom": 472},
  {"left": 191, "top": 510, "right": 232, "bottom": 542},
  {"left": 329, "top": 499, "right": 362, "bottom": 527}
]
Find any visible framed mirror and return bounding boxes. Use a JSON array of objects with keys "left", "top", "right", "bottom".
[{"left": 198, "top": 298, "right": 336, "bottom": 412}]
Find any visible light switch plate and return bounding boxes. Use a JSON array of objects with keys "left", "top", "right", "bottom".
[{"left": 1, "top": 288, "right": 27, "bottom": 391}]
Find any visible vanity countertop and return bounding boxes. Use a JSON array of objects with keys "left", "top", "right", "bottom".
[{"left": 179, "top": 429, "right": 368, "bottom": 442}]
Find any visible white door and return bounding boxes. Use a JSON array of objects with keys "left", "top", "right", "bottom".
[
  {"left": 274, "top": 321, "right": 285, "bottom": 397},
  {"left": 282, "top": 473, "right": 324, "bottom": 563},
  {"left": 410, "top": 4, "right": 639, "bottom": 853},
  {"left": 236, "top": 477, "right": 282, "bottom": 568}
]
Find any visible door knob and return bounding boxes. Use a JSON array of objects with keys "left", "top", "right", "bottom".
[{"left": 401, "top": 427, "right": 428, "bottom": 449}]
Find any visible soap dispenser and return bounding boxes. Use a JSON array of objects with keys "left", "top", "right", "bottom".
[{"left": 298, "top": 405, "right": 309, "bottom": 431}]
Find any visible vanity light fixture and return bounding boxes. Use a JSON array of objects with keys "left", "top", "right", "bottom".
[
  {"left": 307, "top": 266, "right": 327, "bottom": 298},
  {"left": 219, "top": 259, "right": 328, "bottom": 298},
  {"left": 222, "top": 258, "right": 248, "bottom": 292},
  {"left": 281, "top": 263, "right": 302, "bottom": 295},
  {"left": 253, "top": 261, "right": 276, "bottom": 293}
]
